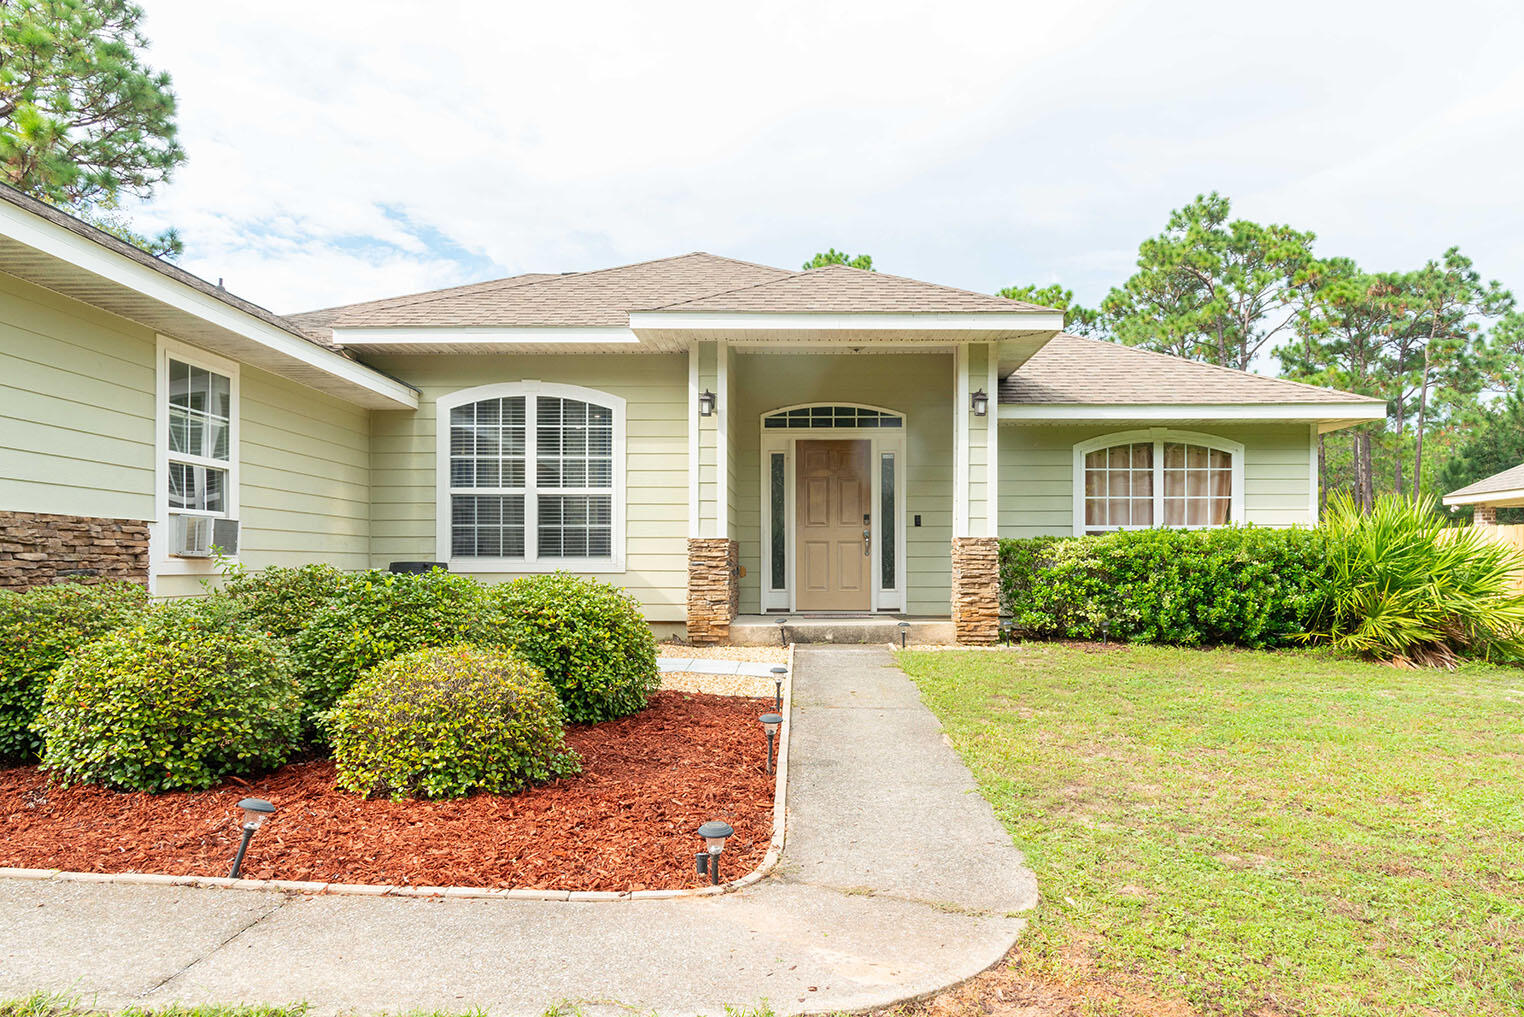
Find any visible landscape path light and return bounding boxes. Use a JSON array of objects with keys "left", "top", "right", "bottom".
[
  {"left": 229, "top": 797, "right": 275, "bottom": 879},
  {"left": 695, "top": 820, "right": 734, "bottom": 885},
  {"left": 759, "top": 712, "right": 783, "bottom": 774},
  {"left": 777, "top": 616, "right": 788, "bottom": 646},
  {"left": 770, "top": 665, "right": 787, "bottom": 711},
  {"left": 1099, "top": 619, "right": 1111, "bottom": 645},
  {"left": 898, "top": 620, "right": 909, "bottom": 648}
]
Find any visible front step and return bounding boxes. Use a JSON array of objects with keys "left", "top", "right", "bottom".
[{"left": 726, "top": 614, "right": 956, "bottom": 646}]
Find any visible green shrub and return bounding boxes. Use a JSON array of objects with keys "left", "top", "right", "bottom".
[
  {"left": 290, "top": 568, "right": 492, "bottom": 730},
  {"left": 999, "top": 527, "right": 1326, "bottom": 648},
  {"left": 1302, "top": 494, "right": 1524, "bottom": 665},
  {"left": 223, "top": 563, "right": 355, "bottom": 641},
  {"left": 331, "top": 643, "right": 579, "bottom": 799},
  {"left": 486, "top": 572, "right": 659, "bottom": 723},
  {"left": 34, "top": 598, "right": 302, "bottom": 792},
  {"left": 0, "top": 581, "right": 148, "bottom": 761}
]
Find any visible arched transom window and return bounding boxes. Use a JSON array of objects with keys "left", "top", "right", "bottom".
[
  {"left": 436, "top": 383, "right": 625, "bottom": 570},
  {"left": 1072, "top": 430, "right": 1244, "bottom": 537}
]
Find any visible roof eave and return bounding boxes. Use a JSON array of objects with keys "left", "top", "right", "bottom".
[
  {"left": 628, "top": 309, "right": 1066, "bottom": 332},
  {"left": 998, "top": 402, "right": 1388, "bottom": 430},
  {"left": 0, "top": 192, "right": 417, "bottom": 410},
  {"left": 1442, "top": 486, "right": 1524, "bottom": 507}
]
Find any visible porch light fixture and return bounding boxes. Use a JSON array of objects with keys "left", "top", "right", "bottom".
[
  {"left": 971, "top": 388, "right": 989, "bottom": 416},
  {"left": 695, "top": 820, "right": 734, "bottom": 885},
  {"left": 759, "top": 712, "right": 783, "bottom": 774},
  {"left": 698, "top": 389, "right": 716, "bottom": 417},
  {"left": 229, "top": 797, "right": 275, "bottom": 879},
  {"left": 771, "top": 666, "right": 787, "bottom": 711},
  {"left": 898, "top": 620, "right": 909, "bottom": 648}
]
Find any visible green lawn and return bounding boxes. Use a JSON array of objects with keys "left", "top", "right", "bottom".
[{"left": 896, "top": 644, "right": 1524, "bottom": 1017}]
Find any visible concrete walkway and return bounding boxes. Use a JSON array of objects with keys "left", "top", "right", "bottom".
[{"left": 0, "top": 646, "right": 1035, "bottom": 1016}]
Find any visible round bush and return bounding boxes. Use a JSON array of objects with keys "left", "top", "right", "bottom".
[
  {"left": 290, "top": 569, "right": 492, "bottom": 732},
  {"left": 331, "top": 643, "right": 580, "bottom": 800},
  {"left": 34, "top": 598, "right": 303, "bottom": 792},
  {"left": 0, "top": 581, "right": 149, "bottom": 762},
  {"left": 486, "top": 573, "right": 659, "bottom": 723},
  {"left": 223, "top": 563, "right": 355, "bottom": 642}
]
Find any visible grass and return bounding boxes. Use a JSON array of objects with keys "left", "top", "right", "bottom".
[
  {"left": 0, "top": 997, "right": 487, "bottom": 1017},
  {"left": 894, "top": 643, "right": 1524, "bottom": 1017}
]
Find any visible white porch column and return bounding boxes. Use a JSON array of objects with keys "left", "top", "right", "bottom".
[
  {"left": 686, "top": 340, "right": 737, "bottom": 642},
  {"left": 951, "top": 342, "right": 1000, "bottom": 644}
]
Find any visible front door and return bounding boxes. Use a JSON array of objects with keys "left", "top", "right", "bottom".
[{"left": 795, "top": 439, "right": 871, "bottom": 611}]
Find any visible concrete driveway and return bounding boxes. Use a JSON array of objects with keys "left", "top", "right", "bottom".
[{"left": 0, "top": 645, "right": 1036, "bottom": 1016}]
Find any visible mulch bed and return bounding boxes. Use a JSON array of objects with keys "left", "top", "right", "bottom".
[{"left": 0, "top": 691, "right": 775, "bottom": 893}]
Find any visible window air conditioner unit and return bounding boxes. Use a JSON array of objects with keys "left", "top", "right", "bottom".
[{"left": 170, "top": 515, "right": 240, "bottom": 558}]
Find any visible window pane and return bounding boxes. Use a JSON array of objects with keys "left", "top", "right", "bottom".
[
  {"left": 1164, "top": 442, "right": 1185, "bottom": 469},
  {"left": 881, "top": 453, "right": 896, "bottom": 591},
  {"left": 451, "top": 494, "right": 524, "bottom": 557},
  {"left": 1187, "top": 499, "right": 1207, "bottom": 526},
  {"left": 538, "top": 494, "right": 612, "bottom": 559},
  {"left": 168, "top": 462, "right": 226, "bottom": 513},
  {"left": 450, "top": 396, "right": 525, "bottom": 491},
  {"left": 770, "top": 452, "right": 786, "bottom": 590},
  {"left": 1131, "top": 497, "right": 1154, "bottom": 525}
]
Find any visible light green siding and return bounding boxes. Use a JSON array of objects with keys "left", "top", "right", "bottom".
[
  {"left": 360, "top": 352, "right": 690, "bottom": 622},
  {"left": 732, "top": 352, "right": 955, "bottom": 616},
  {"left": 0, "top": 273, "right": 156, "bottom": 520},
  {"left": 998, "top": 422, "right": 1315, "bottom": 537}
]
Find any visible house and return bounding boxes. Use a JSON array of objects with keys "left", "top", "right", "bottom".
[
  {"left": 1443, "top": 463, "right": 1524, "bottom": 525},
  {"left": 0, "top": 185, "right": 1385, "bottom": 642}
]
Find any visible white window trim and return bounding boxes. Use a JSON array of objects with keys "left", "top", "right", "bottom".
[
  {"left": 435, "top": 380, "right": 627, "bottom": 573},
  {"left": 759, "top": 403, "right": 908, "bottom": 614},
  {"left": 150, "top": 335, "right": 241, "bottom": 586},
  {"left": 1071, "top": 428, "right": 1245, "bottom": 537}
]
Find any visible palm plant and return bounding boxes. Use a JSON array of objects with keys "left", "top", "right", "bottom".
[{"left": 1302, "top": 493, "right": 1524, "bottom": 667}]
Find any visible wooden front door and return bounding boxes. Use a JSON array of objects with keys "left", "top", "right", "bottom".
[{"left": 795, "top": 439, "right": 871, "bottom": 611}]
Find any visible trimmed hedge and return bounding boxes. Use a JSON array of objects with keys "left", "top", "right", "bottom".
[
  {"left": 999, "top": 527, "right": 1326, "bottom": 648},
  {"left": 0, "top": 581, "right": 149, "bottom": 761},
  {"left": 223, "top": 563, "right": 355, "bottom": 641},
  {"left": 291, "top": 569, "right": 492, "bottom": 734},
  {"left": 34, "top": 598, "right": 303, "bottom": 792},
  {"left": 332, "top": 643, "right": 579, "bottom": 799},
  {"left": 486, "top": 573, "right": 659, "bottom": 723}
]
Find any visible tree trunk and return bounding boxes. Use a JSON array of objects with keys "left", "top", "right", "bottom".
[
  {"left": 1413, "top": 350, "right": 1432, "bottom": 498},
  {"left": 1391, "top": 391, "right": 1405, "bottom": 498},
  {"left": 1358, "top": 429, "right": 1376, "bottom": 511}
]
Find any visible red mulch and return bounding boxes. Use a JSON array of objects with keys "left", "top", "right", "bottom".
[{"left": 0, "top": 691, "right": 776, "bottom": 893}]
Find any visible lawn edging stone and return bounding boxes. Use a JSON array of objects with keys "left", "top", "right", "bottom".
[{"left": 0, "top": 643, "right": 796, "bottom": 903}]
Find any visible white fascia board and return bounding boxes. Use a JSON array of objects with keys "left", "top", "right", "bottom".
[
  {"left": 333, "top": 325, "right": 640, "bottom": 345},
  {"left": 629, "top": 310, "right": 1066, "bottom": 332},
  {"left": 1442, "top": 487, "right": 1524, "bottom": 507},
  {"left": 0, "top": 200, "right": 417, "bottom": 409},
  {"left": 999, "top": 401, "right": 1388, "bottom": 423}
]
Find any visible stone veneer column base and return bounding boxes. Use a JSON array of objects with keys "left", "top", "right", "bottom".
[
  {"left": 0, "top": 510, "right": 150, "bottom": 591},
  {"left": 687, "top": 537, "right": 739, "bottom": 644},
  {"left": 1474, "top": 504, "right": 1498, "bottom": 526},
  {"left": 950, "top": 536, "right": 1000, "bottom": 645}
]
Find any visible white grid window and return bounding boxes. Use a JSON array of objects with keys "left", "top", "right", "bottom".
[
  {"left": 1076, "top": 431, "right": 1240, "bottom": 537},
  {"left": 167, "top": 358, "right": 232, "bottom": 515},
  {"left": 442, "top": 386, "right": 622, "bottom": 567}
]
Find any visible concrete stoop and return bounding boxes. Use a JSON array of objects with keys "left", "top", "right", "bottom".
[{"left": 728, "top": 614, "right": 957, "bottom": 646}]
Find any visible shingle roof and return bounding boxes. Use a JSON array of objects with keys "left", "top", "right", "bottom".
[
  {"left": 285, "top": 272, "right": 559, "bottom": 345},
  {"left": 1445, "top": 462, "right": 1524, "bottom": 501},
  {"left": 1000, "top": 333, "right": 1385, "bottom": 406},
  {"left": 648, "top": 263, "right": 1054, "bottom": 314},
  {"left": 321, "top": 253, "right": 791, "bottom": 329}
]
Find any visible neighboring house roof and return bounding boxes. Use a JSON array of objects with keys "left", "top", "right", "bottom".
[
  {"left": 321, "top": 252, "right": 791, "bottom": 329},
  {"left": 1443, "top": 462, "right": 1524, "bottom": 506},
  {"left": 1000, "top": 333, "right": 1385, "bottom": 407},
  {"left": 648, "top": 263, "right": 1052, "bottom": 313}
]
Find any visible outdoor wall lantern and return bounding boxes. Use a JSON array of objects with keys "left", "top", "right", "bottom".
[
  {"left": 770, "top": 666, "right": 787, "bottom": 711},
  {"left": 898, "top": 620, "right": 910, "bottom": 648},
  {"left": 695, "top": 820, "right": 734, "bottom": 885},
  {"left": 229, "top": 797, "right": 275, "bottom": 879},
  {"left": 971, "top": 388, "right": 989, "bottom": 416},
  {"left": 698, "top": 389, "right": 717, "bottom": 416},
  {"left": 759, "top": 713, "right": 783, "bottom": 774}
]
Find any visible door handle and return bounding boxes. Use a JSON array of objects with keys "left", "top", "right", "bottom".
[{"left": 863, "top": 512, "right": 871, "bottom": 556}]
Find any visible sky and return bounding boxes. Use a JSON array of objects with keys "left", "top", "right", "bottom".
[{"left": 128, "top": 0, "right": 1524, "bottom": 320}]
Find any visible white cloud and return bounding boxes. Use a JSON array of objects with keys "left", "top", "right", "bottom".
[{"left": 127, "top": 0, "right": 1524, "bottom": 314}]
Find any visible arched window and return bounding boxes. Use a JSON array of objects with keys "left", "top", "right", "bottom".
[
  {"left": 1072, "top": 429, "right": 1244, "bottom": 537},
  {"left": 436, "top": 382, "right": 625, "bottom": 570}
]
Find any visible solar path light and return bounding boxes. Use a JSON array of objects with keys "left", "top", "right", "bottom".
[
  {"left": 695, "top": 820, "right": 734, "bottom": 885},
  {"left": 777, "top": 615, "right": 788, "bottom": 646},
  {"left": 770, "top": 665, "right": 787, "bottom": 711},
  {"left": 759, "top": 712, "right": 783, "bottom": 774},
  {"left": 229, "top": 798, "right": 275, "bottom": 879},
  {"left": 1100, "top": 619, "right": 1111, "bottom": 645},
  {"left": 898, "top": 620, "right": 909, "bottom": 648}
]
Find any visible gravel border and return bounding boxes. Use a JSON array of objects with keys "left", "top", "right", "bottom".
[{"left": 0, "top": 644, "right": 795, "bottom": 903}]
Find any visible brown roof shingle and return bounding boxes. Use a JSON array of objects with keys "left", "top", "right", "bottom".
[
  {"left": 324, "top": 253, "right": 790, "bottom": 329},
  {"left": 1000, "top": 334, "right": 1385, "bottom": 406},
  {"left": 1445, "top": 462, "right": 1524, "bottom": 501},
  {"left": 285, "top": 272, "right": 559, "bottom": 345},
  {"left": 649, "top": 263, "right": 1054, "bottom": 314}
]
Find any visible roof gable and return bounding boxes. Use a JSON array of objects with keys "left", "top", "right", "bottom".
[
  {"left": 650, "top": 263, "right": 1053, "bottom": 314},
  {"left": 1445, "top": 462, "right": 1524, "bottom": 501},
  {"left": 1001, "top": 334, "right": 1384, "bottom": 406}
]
